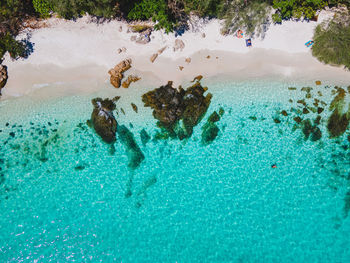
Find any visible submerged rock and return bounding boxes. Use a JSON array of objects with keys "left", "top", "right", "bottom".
[
  {"left": 140, "top": 129, "right": 151, "bottom": 146},
  {"left": 88, "top": 98, "right": 117, "bottom": 143},
  {"left": 201, "top": 111, "right": 222, "bottom": 145},
  {"left": 108, "top": 59, "right": 132, "bottom": 88},
  {"left": 117, "top": 125, "right": 144, "bottom": 169},
  {"left": 0, "top": 65, "right": 8, "bottom": 95},
  {"left": 327, "top": 108, "right": 349, "bottom": 138},
  {"left": 302, "top": 119, "right": 322, "bottom": 141},
  {"left": 327, "top": 87, "right": 349, "bottom": 138}
]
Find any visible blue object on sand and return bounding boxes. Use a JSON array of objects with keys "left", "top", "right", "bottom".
[
  {"left": 246, "top": 39, "right": 252, "bottom": 47},
  {"left": 305, "top": 40, "right": 314, "bottom": 47}
]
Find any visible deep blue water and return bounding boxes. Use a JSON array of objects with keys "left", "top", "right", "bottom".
[{"left": 0, "top": 80, "right": 349, "bottom": 262}]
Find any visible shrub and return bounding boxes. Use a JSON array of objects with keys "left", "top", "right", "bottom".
[
  {"left": 312, "top": 11, "right": 350, "bottom": 69},
  {"left": 272, "top": 0, "right": 327, "bottom": 22},
  {"left": 0, "top": 33, "right": 30, "bottom": 60},
  {"left": 128, "top": 0, "right": 174, "bottom": 33},
  {"left": 222, "top": 1, "right": 272, "bottom": 37},
  {"left": 33, "top": 0, "right": 52, "bottom": 17}
]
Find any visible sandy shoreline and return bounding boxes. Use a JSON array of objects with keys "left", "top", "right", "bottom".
[{"left": 1, "top": 12, "right": 350, "bottom": 100}]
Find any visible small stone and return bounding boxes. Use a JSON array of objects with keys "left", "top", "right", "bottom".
[
  {"left": 74, "top": 165, "right": 85, "bottom": 171},
  {"left": 303, "top": 108, "right": 310, "bottom": 114},
  {"left": 317, "top": 107, "right": 324, "bottom": 114},
  {"left": 294, "top": 116, "right": 302, "bottom": 123},
  {"left": 249, "top": 116, "right": 257, "bottom": 121},
  {"left": 117, "top": 48, "right": 122, "bottom": 54},
  {"left": 157, "top": 46, "right": 167, "bottom": 54},
  {"left": 119, "top": 26, "right": 123, "bottom": 32},
  {"left": 310, "top": 127, "right": 322, "bottom": 141},
  {"left": 192, "top": 75, "right": 203, "bottom": 82},
  {"left": 273, "top": 118, "right": 281, "bottom": 124},
  {"left": 219, "top": 107, "right": 225, "bottom": 116},
  {"left": 206, "top": 55, "right": 210, "bottom": 59},
  {"left": 9, "top": 132, "right": 15, "bottom": 137},
  {"left": 201, "top": 33, "right": 206, "bottom": 38},
  {"left": 131, "top": 103, "right": 138, "bottom": 113},
  {"left": 281, "top": 110, "right": 288, "bottom": 116},
  {"left": 179, "top": 66, "right": 184, "bottom": 71},
  {"left": 185, "top": 58, "right": 191, "bottom": 64},
  {"left": 150, "top": 53, "right": 158, "bottom": 63},
  {"left": 314, "top": 115, "right": 321, "bottom": 125},
  {"left": 315, "top": 80, "right": 321, "bottom": 85},
  {"left": 208, "top": 111, "right": 220, "bottom": 122}
]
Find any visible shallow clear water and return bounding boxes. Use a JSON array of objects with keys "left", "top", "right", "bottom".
[{"left": 0, "top": 80, "right": 349, "bottom": 262}]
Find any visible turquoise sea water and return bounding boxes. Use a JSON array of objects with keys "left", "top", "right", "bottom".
[{"left": 0, "top": 80, "right": 349, "bottom": 262}]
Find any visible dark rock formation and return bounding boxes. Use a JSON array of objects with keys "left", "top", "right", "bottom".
[
  {"left": 117, "top": 125, "right": 144, "bottom": 169},
  {"left": 108, "top": 59, "right": 132, "bottom": 88},
  {"left": 142, "top": 80, "right": 212, "bottom": 140},
  {"left": 88, "top": 98, "right": 117, "bottom": 143},
  {"left": 0, "top": 65, "right": 8, "bottom": 95}
]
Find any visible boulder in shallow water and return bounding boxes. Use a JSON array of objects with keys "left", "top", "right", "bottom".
[
  {"left": 142, "top": 80, "right": 212, "bottom": 139},
  {"left": 89, "top": 98, "right": 117, "bottom": 143},
  {"left": 0, "top": 65, "right": 8, "bottom": 95}
]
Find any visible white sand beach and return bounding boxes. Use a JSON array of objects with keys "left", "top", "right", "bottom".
[{"left": 1, "top": 11, "right": 350, "bottom": 100}]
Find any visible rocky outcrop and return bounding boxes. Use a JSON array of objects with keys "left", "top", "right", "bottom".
[
  {"left": 121, "top": 75, "right": 140, "bottom": 88},
  {"left": 0, "top": 65, "right": 8, "bottom": 95},
  {"left": 108, "top": 59, "right": 132, "bottom": 88},
  {"left": 142, "top": 80, "right": 212, "bottom": 139},
  {"left": 173, "top": 39, "right": 185, "bottom": 52},
  {"left": 88, "top": 98, "right": 117, "bottom": 143}
]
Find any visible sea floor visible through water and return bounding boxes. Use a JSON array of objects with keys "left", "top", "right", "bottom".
[{"left": 0, "top": 79, "right": 349, "bottom": 262}]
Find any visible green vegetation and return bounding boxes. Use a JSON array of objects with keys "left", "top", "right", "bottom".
[
  {"left": 0, "top": 33, "right": 29, "bottom": 60},
  {"left": 312, "top": 10, "right": 350, "bottom": 69},
  {"left": 128, "top": 0, "right": 175, "bottom": 33},
  {"left": 46, "top": 0, "right": 118, "bottom": 19},
  {"left": 272, "top": 0, "right": 327, "bottom": 23},
  {"left": 221, "top": 1, "right": 272, "bottom": 37},
  {"left": 33, "top": 0, "right": 52, "bottom": 17}
]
